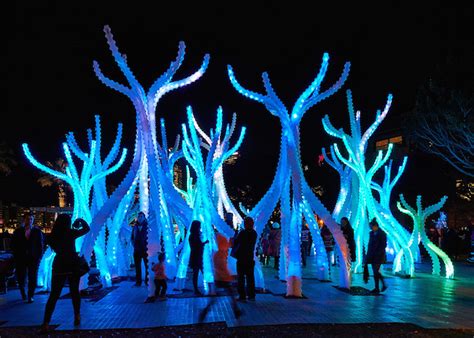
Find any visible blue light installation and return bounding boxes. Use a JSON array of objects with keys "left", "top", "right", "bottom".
[
  {"left": 322, "top": 90, "right": 414, "bottom": 276},
  {"left": 93, "top": 25, "right": 210, "bottom": 296},
  {"left": 23, "top": 115, "right": 127, "bottom": 289},
  {"left": 397, "top": 195, "right": 454, "bottom": 278},
  {"left": 179, "top": 106, "right": 244, "bottom": 290},
  {"left": 228, "top": 54, "right": 352, "bottom": 295}
]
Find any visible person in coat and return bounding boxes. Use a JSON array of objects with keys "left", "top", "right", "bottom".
[
  {"left": 188, "top": 220, "right": 208, "bottom": 294},
  {"left": 39, "top": 215, "right": 90, "bottom": 333},
  {"left": 11, "top": 212, "right": 44, "bottom": 302},
  {"left": 268, "top": 222, "right": 281, "bottom": 270},
  {"left": 340, "top": 217, "right": 356, "bottom": 263},
  {"left": 131, "top": 212, "right": 149, "bottom": 286},
  {"left": 365, "top": 218, "right": 388, "bottom": 294},
  {"left": 233, "top": 217, "right": 257, "bottom": 301}
]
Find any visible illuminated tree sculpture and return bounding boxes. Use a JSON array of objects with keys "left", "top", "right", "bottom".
[
  {"left": 322, "top": 90, "right": 414, "bottom": 276},
  {"left": 397, "top": 194, "right": 454, "bottom": 278},
  {"left": 93, "top": 25, "right": 209, "bottom": 296},
  {"left": 23, "top": 115, "right": 127, "bottom": 289},
  {"left": 193, "top": 111, "right": 244, "bottom": 227},
  {"left": 228, "top": 53, "right": 352, "bottom": 295},
  {"left": 177, "top": 106, "right": 245, "bottom": 291},
  {"left": 65, "top": 115, "right": 134, "bottom": 279}
]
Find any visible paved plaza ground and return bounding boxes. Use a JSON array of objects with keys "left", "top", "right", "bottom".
[{"left": 1, "top": 257, "right": 473, "bottom": 336}]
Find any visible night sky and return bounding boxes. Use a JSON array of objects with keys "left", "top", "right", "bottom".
[{"left": 3, "top": 2, "right": 472, "bottom": 208}]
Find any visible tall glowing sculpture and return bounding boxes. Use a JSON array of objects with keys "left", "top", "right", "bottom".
[
  {"left": 397, "top": 194, "right": 454, "bottom": 278},
  {"left": 228, "top": 53, "right": 352, "bottom": 295},
  {"left": 322, "top": 90, "right": 414, "bottom": 276},
  {"left": 93, "top": 25, "right": 210, "bottom": 296}
]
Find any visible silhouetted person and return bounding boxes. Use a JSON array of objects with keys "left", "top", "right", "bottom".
[
  {"left": 301, "top": 224, "right": 310, "bottom": 267},
  {"left": 234, "top": 217, "right": 257, "bottom": 301},
  {"left": 40, "top": 215, "right": 90, "bottom": 333},
  {"left": 131, "top": 212, "right": 148, "bottom": 286},
  {"left": 11, "top": 212, "right": 44, "bottom": 302},
  {"left": 365, "top": 218, "right": 387, "bottom": 294},
  {"left": 341, "top": 217, "right": 356, "bottom": 262},
  {"left": 189, "top": 220, "right": 208, "bottom": 295}
]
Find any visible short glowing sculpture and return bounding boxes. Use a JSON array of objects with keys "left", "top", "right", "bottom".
[
  {"left": 397, "top": 195, "right": 454, "bottom": 278},
  {"left": 93, "top": 25, "right": 209, "bottom": 296},
  {"left": 23, "top": 115, "right": 127, "bottom": 289},
  {"left": 322, "top": 90, "right": 414, "bottom": 276},
  {"left": 228, "top": 53, "right": 352, "bottom": 295},
  {"left": 178, "top": 106, "right": 244, "bottom": 290}
]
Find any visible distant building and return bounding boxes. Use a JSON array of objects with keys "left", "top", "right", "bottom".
[{"left": 173, "top": 161, "right": 185, "bottom": 191}]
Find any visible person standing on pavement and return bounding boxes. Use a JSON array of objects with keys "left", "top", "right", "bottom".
[
  {"left": 233, "top": 217, "right": 257, "bottom": 301},
  {"left": 365, "top": 218, "right": 388, "bottom": 294},
  {"left": 301, "top": 224, "right": 310, "bottom": 267},
  {"left": 11, "top": 212, "right": 44, "bottom": 303},
  {"left": 131, "top": 212, "right": 149, "bottom": 286},
  {"left": 189, "top": 220, "right": 209, "bottom": 295},
  {"left": 39, "top": 215, "right": 90, "bottom": 333}
]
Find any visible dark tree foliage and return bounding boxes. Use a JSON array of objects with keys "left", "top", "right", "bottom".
[{"left": 405, "top": 51, "right": 474, "bottom": 178}]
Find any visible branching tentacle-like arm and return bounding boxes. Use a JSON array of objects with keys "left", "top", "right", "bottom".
[
  {"left": 103, "top": 122, "right": 124, "bottom": 169},
  {"left": 359, "top": 94, "right": 393, "bottom": 153},
  {"left": 423, "top": 196, "right": 448, "bottom": 220},
  {"left": 66, "top": 133, "right": 88, "bottom": 162},
  {"left": 293, "top": 57, "right": 351, "bottom": 122},
  {"left": 227, "top": 65, "right": 288, "bottom": 119},
  {"left": 22, "top": 144, "right": 71, "bottom": 183},
  {"left": 367, "top": 144, "right": 394, "bottom": 181},
  {"left": 89, "top": 149, "right": 128, "bottom": 188}
]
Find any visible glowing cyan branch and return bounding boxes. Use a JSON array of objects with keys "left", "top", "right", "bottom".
[
  {"left": 322, "top": 90, "right": 414, "bottom": 276},
  {"left": 397, "top": 194, "right": 453, "bottom": 278},
  {"left": 228, "top": 53, "right": 352, "bottom": 295}
]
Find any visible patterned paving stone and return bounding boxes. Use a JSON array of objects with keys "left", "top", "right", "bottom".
[{"left": 1, "top": 258, "right": 473, "bottom": 330}]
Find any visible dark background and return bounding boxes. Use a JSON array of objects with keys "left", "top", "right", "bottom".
[{"left": 3, "top": 1, "right": 472, "bottom": 209}]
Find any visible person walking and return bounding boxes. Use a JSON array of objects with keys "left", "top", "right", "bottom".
[
  {"left": 151, "top": 252, "right": 167, "bottom": 300},
  {"left": 233, "top": 217, "right": 257, "bottom": 301},
  {"left": 189, "top": 220, "right": 209, "bottom": 295},
  {"left": 365, "top": 218, "right": 388, "bottom": 294},
  {"left": 131, "top": 212, "right": 149, "bottom": 286},
  {"left": 340, "top": 217, "right": 356, "bottom": 263},
  {"left": 11, "top": 212, "right": 44, "bottom": 303},
  {"left": 198, "top": 233, "right": 241, "bottom": 322},
  {"left": 39, "top": 215, "right": 90, "bottom": 333}
]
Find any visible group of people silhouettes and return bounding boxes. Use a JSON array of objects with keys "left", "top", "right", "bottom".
[{"left": 9, "top": 209, "right": 388, "bottom": 333}]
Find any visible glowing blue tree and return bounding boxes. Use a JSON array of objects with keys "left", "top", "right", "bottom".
[
  {"left": 193, "top": 112, "right": 244, "bottom": 227},
  {"left": 322, "top": 90, "right": 414, "bottom": 276},
  {"left": 228, "top": 54, "right": 352, "bottom": 295},
  {"left": 178, "top": 106, "right": 245, "bottom": 291},
  {"left": 397, "top": 194, "right": 454, "bottom": 278},
  {"left": 93, "top": 25, "right": 209, "bottom": 296},
  {"left": 23, "top": 115, "right": 127, "bottom": 289}
]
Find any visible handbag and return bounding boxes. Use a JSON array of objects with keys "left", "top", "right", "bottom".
[{"left": 73, "top": 254, "right": 90, "bottom": 277}]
